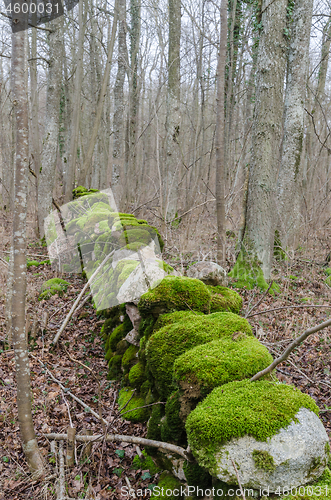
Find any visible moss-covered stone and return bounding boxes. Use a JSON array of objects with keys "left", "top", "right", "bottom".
[
  {"left": 150, "top": 472, "right": 184, "bottom": 499},
  {"left": 161, "top": 390, "right": 186, "bottom": 446},
  {"left": 109, "top": 324, "right": 127, "bottom": 351},
  {"left": 147, "top": 404, "right": 163, "bottom": 442},
  {"left": 208, "top": 286, "right": 243, "bottom": 314},
  {"left": 108, "top": 354, "right": 123, "bottom": 379},
  {"left": 146, "top": 312, "right": 252, "bottom": 399},
  {"left": 132, "top": 449, "right": 161, "bottom": 475},
  {"left": 39, "top": 278, "right": 69, "bottom": 300},
  {"left": 128, "top": 362, "right": 146, "bottom": 388},
  {"left": 118, "top": 388, "right": 150, "bottom": 422},
  {"left": 153, "top": 311, "right": 204, "bottom": 332},
  {"left": 173, "top": 335, "right": 273, "bottom": 400},
  {"left": 186, "top": 379, "right": 319, "bottom": 472},
  {"left": 117, "top": 261, "right": 139, "bottom": 288},
  {"left": 138, "top": 276, "right": 212, "bottom": 316},
  {"left": 122, "top": 345, "right": 139, "bottom": 372}
]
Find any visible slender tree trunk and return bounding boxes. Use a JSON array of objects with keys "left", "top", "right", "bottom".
[
  {"left": 29, "top": 25, "right": 41, "bottom": 236},
  {"left": 277, "top": 0, "right": 313, "bottom": 248},
  {"left": 164, "top": 0, "right": 181, "bottom": 220},
  {"left": 215, "top": 0, "right": 227, "bottom": 266},
  {"left": 79, "top": 0, "right": 118, "bottom": 186},
  {"left": 37, "top": 16, "right": 64, "bottom": 237},
  {"left": 242, "top": 0, "right": 287, "bottom": 279},
  {"left": 11, "top": 18, "right": 45, "bottom": 479},
  {"left": 112, "top": 0, "right": 127, "bottom": 189},
  {"left": 65, "top": 0, "right": 86, "bottom": 202}
]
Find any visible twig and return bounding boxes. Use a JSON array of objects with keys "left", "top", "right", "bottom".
[
  {"left": 168, "top": 199, "right": 216, "bottom": 223},
  {"left": 245, "top": 281, "right": 273, "bottom": 318},
  {"left": 52, "top": 250, "right": 114, "bottom": 345},
  {"left": 230, "top": 457, "right": 246, "bottom": 500},
  {"left": 72, "top": 292, "right": 92, "bottom": 316},
  {"left": 43, "top": 433, "right": 192, "bottom": 461},
  {"left": 247, "top": 303, "right": 331, "bottom": 318},
  {"left": 0, "top": 256, "right": 9, "bottom": 267},
  {"left": 251, "top": 316, "right": 331, "bottom": 381}
]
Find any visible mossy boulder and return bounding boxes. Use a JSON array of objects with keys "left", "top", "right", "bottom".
[
  {"left": 173, "top": 335, "right": 273, "bottom": 403},
  {"left": 185, "top": 379, "right": 325, "bottom": 488},
  {"left": 161, "top": 390, "right": 186, "bottom": 446},
  {"left": 118, "top": 388, "right": 150, "bottom": 422},
  {"left": 280, "top": 467, "right": 331, "bottom": 500},
  {"left": 128, "top": 362, "right": 146, "bottom": 388},
  {"left": 146, "top": 312, "right": 252, "bottom": 399},
  {"left": 39, "top": 278, "right": 69, "bottom": 300},
  {"left": 208, "top": 286, "right": 242, "bottom": 314}
]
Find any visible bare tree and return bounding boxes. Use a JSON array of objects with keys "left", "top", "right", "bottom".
[
  {"left": 215, "top": 0, "right": 227, "bottom": 265},
  {"left": 37, "top": 16, "right": 64, "bottom": 237},
  {"left": 277, "top": 0, "right": 313, "bottom": 248},
  {"left": 11, "top": 16, "right": 45, "bottom": 478}
]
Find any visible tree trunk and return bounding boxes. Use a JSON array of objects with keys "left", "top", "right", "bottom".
[
  {"left": 215, "top": 0, "right": 227, "bottom": 266},
  {"left": 164, "top": 0, "right": 181, "bottom": 220},
  {"left": 29, "top": 24, "right": 41, "bottom": 236},
  {"left": 37, "top": 16, "right": 64, "bottom": 237},
  {"left": 79, "top": 0, "right": 118, "bottom": 186},
  {"left": 112, "top": 0, "right": 127, "bottom": 190},
  {"left": 65, "top": 0, "right": 86, "bottom": 202},
  {"left": 11, "top": 18, "right": 45, "bottom": 479},
  {"left": 242, "top": 0, "right": 287, "bottom": 279},
  {"left": 277, "top": 0, "right": 313, "bottom": 248}
]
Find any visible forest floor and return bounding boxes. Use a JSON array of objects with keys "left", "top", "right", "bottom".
[{"left": 0, "top": 209, "right": 331, "bottom": 500}]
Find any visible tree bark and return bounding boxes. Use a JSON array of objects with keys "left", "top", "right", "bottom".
[
  {"left": 11, "top": 17, "right": 45, "bottom": 479},
  {"left": 65, "top": 0, "right": 86, "bottom": 202},
  {"left": 37, "top": 16, "right": 64, "bottom": 238},
  {"left": 112, "top": 0, "right": 127, "bottom": 189},
  {"left": 242, "top": 0, "right": 287, "bottom": 279},
  {"left": 79, "top": 0, "right": 118, "bottom": 186},
  {"left": 164, "top": 0, "right": 181, "bottom": 220},
  {"left": 215, "top": 0, "right": 227, "bottom": 266},
  {"left": 277, "top": 0, "right": 313, "bottom": 248}
]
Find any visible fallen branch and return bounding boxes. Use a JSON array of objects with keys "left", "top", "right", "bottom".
[
  {"left": 230, "top": 457, "right": 246, "bottom": 500},
  {"left": 247, "top": 303, "right": 331, "bottom": 318},
  {"left": 251, "top": 316, "right": 331, "bottom": 381},
  {"left": 52, "top": 250, "right": 114, "bottom": 345},
  {"left": 43, "top": 433, "right": 192, "bottom": 461}
]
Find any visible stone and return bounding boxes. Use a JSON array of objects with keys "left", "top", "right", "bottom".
[
  {"left": 186, "top": 261, "right": 227, "bottom": 286},
  {"left": 125, "top": 303, "right": 142, "bottom": 331},
  {"left": 117, "top": 260, "right": 165, "bottom": 305},
  {"left": 213, "top": 408, "right": 328, "bottom": 492},
  {"left": 124, "top": 328, "right": 140, "bottom": 347}
]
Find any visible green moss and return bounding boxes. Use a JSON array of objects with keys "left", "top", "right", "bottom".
[
  {"left": 122, "top": 345, "right": 139, "bottom": 372},
  {"left": 281, "top": 467, "right": 331, "bottom": 500},
  {"left": 326, "top": 276, "right": 331, "bottom": 287},
  {"left": 117, "top": 261, "right": 139, "bottom": 288},
  {"left": 108, "top": 354, "right": 123, "bottom": 379},
  {"left": 105, "top": 349, "right": 113, "bottom": 361},
  {"left": 109, "top": 324, "right": 127, "bottom": 351},
  {"left": 118, "top": 388, "right": 150, "bottom": 422},
  {"left": 118, "top": 228, "right": 153, "bottom": 248},
  {"left": 39, "top": 278, "right": 69, "bottom": 300},
  {"left": 116, "top": 339, "right": 129, "bottom": 355},
  {"left": 132, "top": 450, "right": 161, "bottom": 475},
  {"left": 27, "top": 259, "right": 40, "bottom": 267},
  {"left": 153, "top": 311, "right": 203, "bottom": 332},
  {"left": 139, "top": 316, "right": 158, "bottom": 339},
  {"left": 325, "top": 268, "right": 331, "bottom": 277},
  {"left": 138, "top": 276, "right": 213, "bottom": 317},
  {"left": 173, "top": 335, "right": 273, "bottom": 398},
  {"left": 186, "top": 379, "right": 319, "bottom": 472},
  {"left": 150, "top": 472, "right": 184, "bottom": 499},
  {"left": 161, "top": 390, "right": 186, "bottom": 445},
  {"left": 183, "top": 461, "right": 211, "bottom": 490},
  {"left": 229, "top": 250, "right": 280, "bottom": 293},
  {"left": 146, "top": 312, "right": 252, "bottom": 399},
  {"left": 156, "top": 259, "right": 175, "bottom": 274},
  {"left": 128, "top": 362, "right": 146, "bottom": 388},
  {"left": 208, "top": 286, "right": 243, "bottom": 314},
  {"left": 147, "top": 404, "right": 163, "bottom": 442},
  {"left": 141, "top": 380, "right": 151, "bottom": 399},
  {"left": 252, "top": 449, "right": 276, "bottom": 471}
]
